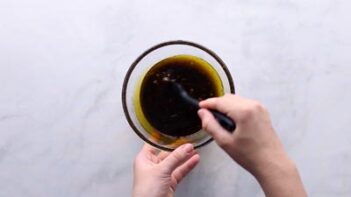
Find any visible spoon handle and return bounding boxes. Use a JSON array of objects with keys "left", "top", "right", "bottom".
[{"left": 209, "top": 109, "right": 236, "bottom": 132}]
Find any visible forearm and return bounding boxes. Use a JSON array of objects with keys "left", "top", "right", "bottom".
[{"left": 254, "top": 155, "right": 307, "bottom": 197}]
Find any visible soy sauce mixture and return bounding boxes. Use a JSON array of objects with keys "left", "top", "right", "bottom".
[{"left": 140, "top": 55, "right": 221, "bottom": 137}]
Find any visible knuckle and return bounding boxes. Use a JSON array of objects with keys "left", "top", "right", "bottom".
[
  {"left": 238, "top": 107, "right": 254, "bottom": 121},
  {"left": 217, "top": 137, "right": 233, "bottom": 149},
  {"left": 172, "top": 150, "right": 184, "bottom": 161},
  {"left": 252, "top": 101, "right": 264, "bottom": 111},
  {"left": 238, "top": 101, "right": 264, "bottom": 121},
  {"left": 181, "top": 163, "right": 192, "bottom": 173}
]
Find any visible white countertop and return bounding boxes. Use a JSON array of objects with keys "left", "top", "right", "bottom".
[{"left": 1, "top": 0, "right": 351, "bottom": 196}]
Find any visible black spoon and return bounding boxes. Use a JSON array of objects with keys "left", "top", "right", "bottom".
[{"left": 164, "top": 79, "right": 236, "bottom": 132}]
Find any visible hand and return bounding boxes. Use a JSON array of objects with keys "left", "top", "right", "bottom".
[
  {"left": 133, "top": 143, "right": 200, "bottom": 197},
  {"left": 198, "top": 94, "right": 283, "bottom": 174},
  {"left": 198, "top": 94, "right": 307, "bottom": 197}
]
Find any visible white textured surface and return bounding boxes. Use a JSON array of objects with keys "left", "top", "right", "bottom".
[{"left": 1, "top": 0, "right": 351, "bottom": 196}]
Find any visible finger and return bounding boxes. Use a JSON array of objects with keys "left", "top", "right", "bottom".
[
  {"left": 172, "top": 154, "right": 200, "bottom": 183},
  {"left": 198, "top": 109, "right": 233, "bottom": 147},
  {"left": 199, "top": 94, "right": 250, "bottom": 121},
  {"left": 160, "top": 143, "right": 195, "bottom": 173},
  {"left": 158, "top": 151, "right": 170, "bottom": 161},
  {"left": 199, "top": 95, "right": 236, "bottom": 116},
  {"left": 159, "top": 149, "right": 198, "bottom": 161}
]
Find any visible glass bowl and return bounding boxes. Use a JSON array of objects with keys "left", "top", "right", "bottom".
[{"left": 122, "top": 40, "right": 235, "bottom": 151}]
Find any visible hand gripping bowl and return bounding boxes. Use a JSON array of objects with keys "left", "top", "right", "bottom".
[{"left": 122, "top": 40, "right": 235, "bottom": 151}]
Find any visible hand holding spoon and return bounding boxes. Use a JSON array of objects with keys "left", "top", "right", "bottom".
[{"left": 164, "top": 78, "right": 236, "bottom": 132}]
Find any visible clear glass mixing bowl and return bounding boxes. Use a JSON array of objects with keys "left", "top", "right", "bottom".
[{"left": 122, "top": 40, "right": 235, "bottom": 151}]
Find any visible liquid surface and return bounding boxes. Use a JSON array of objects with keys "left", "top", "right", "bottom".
[{"left": 139, "top": 55, "right": 222, "bottom": 137}]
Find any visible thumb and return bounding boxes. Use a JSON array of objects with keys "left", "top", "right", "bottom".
[
  {"left": 198, "top": 109, "right": 233, "bottom": 147},
  {"left": 160, "top": 143, "right": 195, "bottom": 173}
]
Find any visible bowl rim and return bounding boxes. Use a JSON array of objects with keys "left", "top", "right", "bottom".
[{"left": 122, "top": 40, "right": 235, "bottom": 151}]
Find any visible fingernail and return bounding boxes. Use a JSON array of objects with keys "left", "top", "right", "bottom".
[
  {"left": 182, "top": 144, "right": 193, "bottom": 153},
  {"left": 197, "top": 109, "right": 204, "bottom": 117}
]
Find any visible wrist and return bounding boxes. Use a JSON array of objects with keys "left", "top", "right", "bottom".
[
  {"left": 253, "top": 150, "right": 296, "bottom": 181},
  {"left": 133, "top": 183, "right": 171, "bottom": 197},
  {"left": 133, "top": 183, "right": 153, "bottom": 197},
  {"left": 252, "top": 153, "right": 307, "bottom": 197}
]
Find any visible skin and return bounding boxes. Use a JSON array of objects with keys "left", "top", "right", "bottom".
[
  {"left": 198, "top": 94, "right": 307, "bottom": 197},
  {"left": 133, "top": 143, "right": 200, "bottom": 197},
  {"left": 133, "top": 94, "right": 307, "bottom": 197}
]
